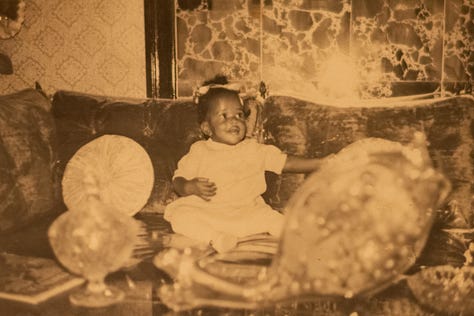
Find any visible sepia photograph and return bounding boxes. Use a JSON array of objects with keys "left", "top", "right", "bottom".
[{"left": 0, "top": 0, "right": 474, "bottom": 315}]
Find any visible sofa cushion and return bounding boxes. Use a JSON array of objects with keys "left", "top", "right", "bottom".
[
  {"left": 262, "top": 95, "right": 474, "bottom": 226},
  {"left": 0, "top": 89, "right": 60, "bottom": 233}
]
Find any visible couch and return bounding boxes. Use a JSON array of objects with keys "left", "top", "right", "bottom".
[{"left": 1, "top": 87, "right": 474, "bottom": 313}]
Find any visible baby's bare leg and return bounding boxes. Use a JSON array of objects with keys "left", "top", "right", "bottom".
[{"left": 169, "top": 212, "right": 237, "bottom": 253}]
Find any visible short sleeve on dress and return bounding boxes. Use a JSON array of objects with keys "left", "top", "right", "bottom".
[
  {"left": 261, "top": 144, "right": 287, "bottom": 174},
  {"left": 173, "top": 142, "right": 203, "bottom": 180}
]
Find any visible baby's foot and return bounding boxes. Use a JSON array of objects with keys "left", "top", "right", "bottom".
[{"left": 211, "top": 233, "right": 238, "bottom": 253}]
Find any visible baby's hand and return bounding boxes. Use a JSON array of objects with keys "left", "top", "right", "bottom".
[{"left": 188, "top": 177, "right": 217, "bottom": 201}]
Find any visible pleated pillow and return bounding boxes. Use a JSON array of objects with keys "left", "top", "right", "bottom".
[{"left": 62, "top": 134, "right": 154, "bottom": 216}]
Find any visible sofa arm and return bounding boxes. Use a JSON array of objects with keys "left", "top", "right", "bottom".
[{"left": 0, "top": 89, "right": 61, "bottom": 234}]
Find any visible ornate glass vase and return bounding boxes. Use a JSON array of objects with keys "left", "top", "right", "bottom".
[{"left": 48, "top": 175, "right": 140, "bottom": 307}]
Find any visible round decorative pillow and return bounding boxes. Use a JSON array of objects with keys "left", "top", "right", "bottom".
[{"left": 62, "top": 134, "right": 154, "bottom": 216}]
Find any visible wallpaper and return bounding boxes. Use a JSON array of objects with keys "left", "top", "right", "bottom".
[
  {"left": 0, "top": 0, "right": 146, "bottom": 98},
  {"left": 176, "top": 0, "right": 473, "bottom": 99}
]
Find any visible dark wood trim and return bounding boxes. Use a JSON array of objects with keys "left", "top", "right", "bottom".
[
  {"left": 144, "top": 0, "right": 158, "bottom": 98},
  {"left": 144, "top": 0, "right": 176, "bottom": 99}
]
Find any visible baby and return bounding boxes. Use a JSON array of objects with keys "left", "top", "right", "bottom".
[{"left": 164, "top": 77, "right": 328, "bottom": 252}]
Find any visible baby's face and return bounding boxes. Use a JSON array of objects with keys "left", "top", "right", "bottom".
[{"left": 203, "top": 95, "right": 247, "bottom": 145}]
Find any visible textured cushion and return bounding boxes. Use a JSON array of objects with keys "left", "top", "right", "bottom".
[
  {"left": 262, "top": 95, "right": 474, "bottom": 226},
  {"left": 0, "top": 89, "right": 60, "bottom": 233}
]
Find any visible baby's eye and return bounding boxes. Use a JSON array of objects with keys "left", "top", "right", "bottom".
[{"left": 235, "top": 112, "right": 244, "bottom": 119}]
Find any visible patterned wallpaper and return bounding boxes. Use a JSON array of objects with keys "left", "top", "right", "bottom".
[
  {"left": 176, "top": 0, "right": 473, "bottom": 99},
  {"left": 0, "top": 0, "right": 146, "bottom": 98}
]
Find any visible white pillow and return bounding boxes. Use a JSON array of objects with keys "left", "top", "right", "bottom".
[{"left": 62, "top": 134, "right": 154, "bottom": 216}]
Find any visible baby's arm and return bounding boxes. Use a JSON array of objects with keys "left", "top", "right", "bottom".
[
  {"left": 173, "top": 176, "right": 217, "bottom": 201},
  {"left": 282, "top": 155, "right": 334, "bottom": 173}
]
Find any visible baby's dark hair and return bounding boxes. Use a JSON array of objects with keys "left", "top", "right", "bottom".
[
  {"left": 197, "top": 75, "right": 250, "bottom": 124},
  {"left": 202, "top": 74, "right": 228, "bottom": 87}
]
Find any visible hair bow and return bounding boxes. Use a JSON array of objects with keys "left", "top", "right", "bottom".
[{"left": 193, "top": 83, "right": 242, "bottom": 104}]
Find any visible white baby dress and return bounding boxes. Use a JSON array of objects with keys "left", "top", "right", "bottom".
[{"left": 164, "top": 138, "right": 287, "bottom": 242}]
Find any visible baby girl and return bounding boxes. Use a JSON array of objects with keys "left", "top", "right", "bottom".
[{"left": 164, "top": 77, "right": 328, "bottom": 252}]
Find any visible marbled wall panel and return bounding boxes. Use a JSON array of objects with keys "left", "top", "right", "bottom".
[
  {"left": 0, "top": 0, "right": 146, "bottom": 98},
  {"left": 177, "top": 0, "right": 471, "bottom": 100},
  {"left": 261, "top": 0, "right": 351, "bottom": 99},
  {"left": 442, "top": 0, "right": 473, "bottom": 95},
  {"left": 176, "top": 0, "right": 261, "bottom": 96},
  {"left": 351, "top": 0, "right": 445, "bottom": 98}
]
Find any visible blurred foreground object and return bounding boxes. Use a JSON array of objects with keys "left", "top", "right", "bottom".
[
  {"left": 408, "top": 265, "right": 474, "bottom": 315},
  {"left": 154, "top": 133, "right": 451, "bottom": 311},
  {"left": 407, "top": 219, "right": 474, "bottom": 314},
  {"left": 48, "top": 171, "right": 140, "bottom": 307}
]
